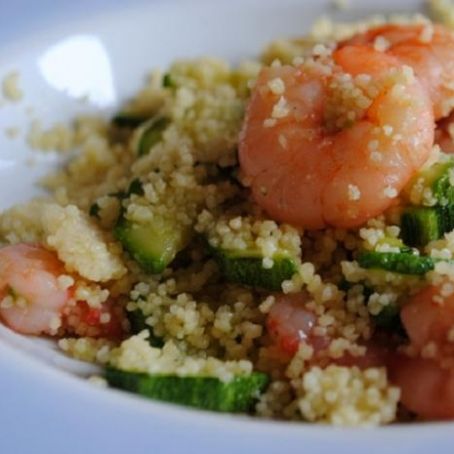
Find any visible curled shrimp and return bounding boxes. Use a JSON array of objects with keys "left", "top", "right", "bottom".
[
  {"left": 267, "top": 293, "right": 327, "bottom": 356},
  {"left": 389, "top": 284, "right": 454, "bottom": 419},
  {"left": 0, "top": 243, "right": 124, "bottom": 338},
  {"left": 267, "top": 293, "right": 387, "bottom": 368},
  {"left": 344, "top": 24, "right": 454, "bottom": 120},
  {"left": 0, "top": 244, "right": 70, "bottom": 335},
  {"left": 239, "top": 45, "right": 434, "bottom": 229}
]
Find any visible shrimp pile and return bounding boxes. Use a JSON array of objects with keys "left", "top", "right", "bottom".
[{"left": 239, "top": 22, "right": 454, "bottom": 420}]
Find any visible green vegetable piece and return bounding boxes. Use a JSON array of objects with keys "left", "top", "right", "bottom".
[
  {"left": 212, "top": 248, "right": 298, "bottom": 291},
  {"left": 127, "top": 309, "right": 164, "bottom": 348},
  {"left": 430, "top": 160, "right": 454, "bottom": 205},
  {"left": 401, "top": 205, "right": 454, "bottom": 247},
  {"left": 401, "top": 207, "right": 442, "bottom": 247},
  {"left": 162, "top": 73, "right": 175, "bottom": 88},
  {"left": 112, "top": 112, "right": 150, "bottom": 128},
  {"left": 406, "top": 158, "right": 454, "bottom": 206},
  {"left": 135, "top": 117, "right": 170, "bottom": 156},
  {"left": 358, "top": 251, "right": 435, "bottom": 275},
  {"left": 114, "top": 217, "right": 187, "bottom": 273},
  {"left": 105, "top": 369, "right": 269, "bottom": 413},
  {"left": 438, "top": 204, "right": 454, "bottom": 233}
]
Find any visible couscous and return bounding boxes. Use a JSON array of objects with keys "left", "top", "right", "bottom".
[{"left": 2, "top": 1, "right": 454, "bottom": 426}]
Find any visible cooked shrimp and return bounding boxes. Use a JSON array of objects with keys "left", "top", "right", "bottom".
[
  {"left": 239, "top": 45, "right": 434, "bottom": 229},
  {"left": 344, "top": 24, "right": 454, "bottom": 120},
  {"left": 267, "top": 293, "right": 387, "bottom": 368},
  {"left": 0, "top": 243, "right": 70, "bottom": 335},
  {"left": 267, "top": 293, "right": 328, "bottom": 355},
  {"left": 388, "top": 284, "right": 454, "bottom": 419},
  {"left": 0, "top": 243, "right": 124, "bottom": 338},
  {"left": 401, "top": 284, "right": 454, "bottom": 355},
  {"left": 389, "top": 356, "right": 454, "bottom": 419}
]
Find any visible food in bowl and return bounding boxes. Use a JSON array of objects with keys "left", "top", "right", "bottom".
[{"left": 2, "top": 1, "right": 454, "bottom": 426}]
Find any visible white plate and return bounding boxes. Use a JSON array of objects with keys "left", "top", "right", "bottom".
[{"left": 0, "top": 0, "right": 452, "bottom": 452}]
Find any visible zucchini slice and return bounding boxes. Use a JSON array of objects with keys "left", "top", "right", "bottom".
[
  {"left": 211, "top": 248, "right": 298, "bottom": 291},
  {"left": 401, "top": 205, "right": 454, "bottom": 247},
  {"left": 357, "top": 251, "right": 435, "bottom": 275},
  {"left": 114, "top": 216, "right": 187, "bottom": 273},
  {"left": 105, "top": 368, "right": 269, "bottom": 413},
  {"left": 133, "top": 116, "right": 170, "bottom": 156},
  {"left": 429, "top": 159, "right": 454, "bottom": 206}
]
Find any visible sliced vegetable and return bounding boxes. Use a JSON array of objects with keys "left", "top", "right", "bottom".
[
  {"left": 429, "top": 159, "right": 454, "bottom": 206},
  {"left": 211, "top": 248, "right": 298, "bottom": 291},
  {"left": 114, "top": 216, "right": 188, "bottom": 273},
  {"left": 133, "top": 116, "right": 170, "bottom": 156},
  {"left": 127, "top": 309, "right": 164, "bottom": 348},
  {"left": 401, "top": 205, "right": 454, "bottom": 247},
  {"left": 405, "top": 157, "right": 454, "bottom": 206},
  {"left": 401, "top": 206, "right": 441, "bottom": 247},
  {"left": 357, "top": 251, "right": 435, "bottom": 275},
  {"left": 105, "top": 368, "right": 269, "bottom": 413},
  {"left": 112, "top": 112, "right": 150, "bottom": 128}
]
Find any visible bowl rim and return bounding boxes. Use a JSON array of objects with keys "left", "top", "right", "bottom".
[{"left": 2, "top": 336, "right": 452, "bottom": 437}]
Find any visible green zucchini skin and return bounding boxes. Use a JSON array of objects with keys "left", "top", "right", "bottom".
[
  {"left": 105, "top": 368, "right": 269, "bottom": 413},
  {"left": 430, "top": 160, "right": 454, "bottom": 206},
  {"left": 401, "top": 206, "right": 454, "bottom": 247},
  {"left": 211, "top": 248, "right": 298, "bottom": 291},
  {"left": 136, "top": 117, "right": 170, "bottom": 156},
  {"left": 357, "top": 251, "right": 435, "bottom": 275},
  {"left": 114, "top": 217, "right": 186, "bottom": 274}
]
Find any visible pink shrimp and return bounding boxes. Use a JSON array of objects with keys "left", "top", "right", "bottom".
[
  {"left": 0, "top": 244, "right": 70, "bottom": 335},
  {"left": 267, "top": 293, "right": 388, "bottom": 368},
  {"left": 267, "top": 293, "right": 328, "bottom": 356},
  {"left": 0, "top": 243, "right": 124, "bottom": 338},
  {"left": 389, "top": 284, "right": 454, "bottom": 419},
  {"left": 239, "top": 45, "right": 434, "bottom": 229},
  {"left": 344, "top": 24, "right": 454, "bottom": 120},
  {"left": 389, "top": 356, "right": 454, "bottom": 420}
]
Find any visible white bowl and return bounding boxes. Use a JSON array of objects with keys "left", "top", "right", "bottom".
[{"left": 0, "top": 1, "right": 452, "bottom": 452}]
